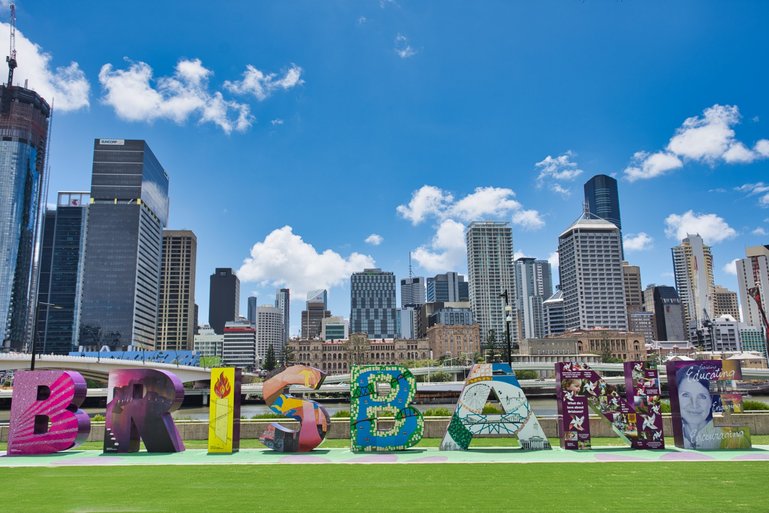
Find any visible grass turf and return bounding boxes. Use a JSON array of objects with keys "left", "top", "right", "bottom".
[{"left": 1, "top": 462, "right": 767, "bottom": 512}]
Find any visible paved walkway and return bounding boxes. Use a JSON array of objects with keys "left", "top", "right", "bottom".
[{"left": 1, "top": 446, "right": 768, "bottom": 467}]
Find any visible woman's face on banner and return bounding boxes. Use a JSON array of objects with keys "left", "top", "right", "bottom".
[{"left": 678, "top": 378, "right": 711, "bottom": 426}]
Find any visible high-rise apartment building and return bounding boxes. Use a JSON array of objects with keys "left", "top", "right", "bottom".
[
  {"left": 0, "top": 82, "right": 51, "bottom": 350},
  {"left": 558, "top": 213, "right": 627, "bottom": 331},
  {"left": 350, "top": 268, "right": 398, "bottom": 339},
  {"left": 301, "top": 289, "right": 330, "bottom": 339},
  {"left": 222, "top": 320, "right": 256, "bottom": 369},
  {"left": 78, "top": 139, "right": 169, "bottom": 350},
  {"left": 426, "top": 272, "right": 470, "bottom": 303},
  {"left": 247, "top": 296, "right": 257, "bottom": 325},
  {"left": 543, "top": 290, "right": 565, "bottom": 336},
  {"left": 713, "top": 285, "right": 740, "bottom": 321},
  {"left": 672, "top": 234, "right": 715, "bottom": 339},
  {"left": 275, "top": 288, "right": 290, "bottom": 345},
  {"left": 157, "top": 230, "right": 197, "bottom": 351},
  {"left": 514, "top": 257, "right": 553, "bottom": 340},
  {"left": 643, "top": 285, "right": 686, "bottom": 341},
  {"left": 465, "top": 222, "right": 516, "bottom": 347},
  {"left": 400, "top": 277, "right": 426, "bottom": 307},
  {"left": 209, "top": 268, "right": 239, "bottom": 334},
  {"left": 34, "top": 192, "right": 88, "bottom": 354},
  {"left": 584, "top": 174, "right": 622, "bottom": 251},
  {"left": 256, "top": 305, "right": 284, "bottom": 365},
  {"left": 736, "top": 245, "right": 769, "bottom": 332},
  {"left": 321, "top": 316, "right": 349, "bottom": 341},
  {"left": 622, "top": 262, "right": 643, "bottom": 311}
]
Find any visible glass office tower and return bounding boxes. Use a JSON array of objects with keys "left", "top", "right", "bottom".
[
  {"left": 0, "top": 85, "right": 51, "bottom": 351},
  {"left": 78, "top": 139, "right": 169, "bottom": 350}
]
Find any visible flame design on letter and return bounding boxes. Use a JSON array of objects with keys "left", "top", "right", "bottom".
[{"left": 214, "top": 373, "right": 231, "bottom": 399}]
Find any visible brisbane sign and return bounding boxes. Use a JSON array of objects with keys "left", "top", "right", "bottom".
[{"left": 4, "top": 360, "right": 751, "bottom": 456}]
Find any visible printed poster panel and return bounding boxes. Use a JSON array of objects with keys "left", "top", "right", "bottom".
[{"left": 208, "top": 368, "right": 242, "bottom": 454}]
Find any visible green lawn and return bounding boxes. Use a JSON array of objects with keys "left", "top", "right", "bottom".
[{"left": 1, "top": 462, "right": 767, "bottom": 512}]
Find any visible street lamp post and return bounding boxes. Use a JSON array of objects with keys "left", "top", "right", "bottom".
[
  {"left": 30, "top": 302, "right": 62, "bottom": 370},
  {"left": 499, "top": 290, "right": 513, "bottom": 367}
]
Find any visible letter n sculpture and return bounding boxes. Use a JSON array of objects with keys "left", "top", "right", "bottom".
[
  {"left": 556, "top": 361, "right": 664, "bottom": 450},
  {"left": 350, "top": 365, "right": 423, "bottom": 452},
  {"left": 441, "top": 363, "right": 550, "bottom": 450},
  {"left": 7, "top": 370, "right": 90, "bottom": 455}
]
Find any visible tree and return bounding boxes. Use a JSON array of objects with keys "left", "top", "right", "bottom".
[
  {"left": 281, "top": 344, "right": 295, "bottom": 367},
  {"left": 484, "top": 329, "right": 497, "bottom": 362},
  {"left": 263, "top": 343, "right": 277, "bottom": 371},
  {"left": 515, "top": 369, "right": 539, "bottom": 380}
]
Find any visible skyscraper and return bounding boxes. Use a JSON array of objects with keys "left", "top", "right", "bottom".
[
  {"left": 584, "top": 174, "right": 622, "bottom": 231},
  {"left": 209, "top": 268, "right": 239, "bottom": 334},
  {"left": 543, "top": 290, "right": 565, "bottom": 336},
  {"left": 671, "top": 234, "right": 715, "bottom": 339},
  {"left": 713, "top": 285, "right": 740, "bottom": 321},
  {"left": 400, "top": 277, "right": 426, "bottom": 307},
  {"left": 622, "top": 262, "right": 643, "bottom": 312},
  {"left": 0, "top": 80, "right": 51, "bottom": 350},
  {"left": 247, "top": 296, "right": 257, "bottom": 325},
  {"left": 465, "top": 222, "right": 516, "bottom": 347},
  {"left": 34, "top": 192, "right": 88, "bottom": 354},
  {"left": 644, "top": 285, "right": 686, "bottom": 341},
  {"left": 426, "top": 272, "right": 469, "bottom": 303},
  {"left": 301, "top": 289, "right": 330, "bottom": 339},
  {"left": 78, "top": 139, "right": 169, "bottom": 350},
  {"left": 513, "top": 257, "right": 552, "bottom": 340},
  {"left": 157, "top": 230, "right": 197, "bottom": 351},
  {"left": 256, "top": 305, "right": 284, "bottom": 365},
  {"left": 350, "top": 268, "right": 397, "bottom": 339},
  {"left": 275, "top": 288, "right": 290, "bottom": 345},
  {"left": 558, "top": 213, "right": 627, "bottom": 331},
  {"left": 736, "top": 245, "right": 769, "bottom": 332}
]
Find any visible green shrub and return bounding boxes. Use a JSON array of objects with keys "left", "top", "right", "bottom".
[
  {"left": 482, "top": 404, "right": 503, "bottom": 414},
  {"left": 743, "top": 400, "right": 769, "bottom": 411},
  {"left": 332, "top": 410, "right": 350, "bottom": 418},
  {"left": 515, "top": 370, "right": 538, "bottom": 380},
  {"left": 92, "top": 414, "right": 105, "bottom": 422},
  {"left": 659, "top": 400, "right": 671, "bottom": 414},
  {"left": 251, "top": 412, "right": 286, "bottom": 419},
  {"left": 423, "top": 407, "right": 452, "bottom": 416}
]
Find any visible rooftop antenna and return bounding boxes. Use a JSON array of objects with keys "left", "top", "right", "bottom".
[
  {"left": 408, "top": 251, "right": 413, "bottom": 279},
  {"left": 6, "top": 2, "right": 17, "bottom": 87}
]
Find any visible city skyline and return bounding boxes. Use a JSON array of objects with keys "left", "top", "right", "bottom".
[{"left": 2, "top": 2, "right": 768, "bottom": 337}]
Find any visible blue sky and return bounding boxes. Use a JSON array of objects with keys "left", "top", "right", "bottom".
[{"left": 4, "top": 1, "right": 769, "bottom": 336}]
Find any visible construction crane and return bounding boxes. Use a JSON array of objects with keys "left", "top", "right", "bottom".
[{"left": 6, "top": 2, "right": 17, "bottom": 87}]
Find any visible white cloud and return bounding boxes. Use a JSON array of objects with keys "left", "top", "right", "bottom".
[
  {"left": 623, "top": 232, "right": 654, "bottom": 252},
  {"left": 365, "top": 233, "right": 383, "bottom": 246},
  {"left": 511, "top": 209, "right": 545, "bottom": 231},
  {"left": 752, "top": 227, "right": 768, "bottom": 236},
  {"left": 513, "top": 250, "right": 529, "bottom": 261},
  {"left": 722, "top": 258, "right": 739, "bottom": 276},
  {"left": 664, "top": 210, "right": 737, "bottom": 245},
  {"left": 396, "top": 185, "right": 453, "bottom": 225},
  {"left": 547, "top": 251, "right": 559, "bottom": 271},
  {"left": 448, "top": 187, "right": 521, "bottom": 222},
  {"left": 0, "top": 23, "right": 89, "bottom": 111},
  {"left": 224, "top": 64, "right": 303, "bottom": 101},
  {"left": 624, "top": 151, "right": 683, "bottom": 182},
  {"left": 412, "top": 219, "right": 466, "bottom": 274},
  {"left": 535, "top": 152, "right": 583, "bottom": 194},
  {"left": 623, "top": 104, "right": 769, "bottom": 181},
  {"left": 357, "top": 16, "right": 368, "bottom": 25},
  {"left": 99, "top": 58, "right": 253, "bottom": 133},
  {"left": 271, "top": 118, "right": 284, "bottom": 126},
  {"left": 736, "top": 183, "right": 769, "bottom": 207},
  {"left": 394, "top": 34, "right": 417, "bottom": 59},
  {"left": 238, "top": 226, "right": 375, "bottom": 299}
]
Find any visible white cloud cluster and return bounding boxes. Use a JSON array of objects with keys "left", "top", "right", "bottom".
[
  {"left": 397, "top": 185, "right": 544, "bottom": 230},
  {"left": 0, "top": 24, "right": 89, "bottom": 111},
  {"left": 664, "top": 210, "right": 737, "bottom": 245},
  {"left": 547, "top": 251, "right": 559, "bottom": 273},
  {"left": 238, "top": 226, "right": 375, "bottom": 299},
  {"left": 223, "top": 64, "right": 303, "bottom": 101},
  {"left": 365, "top": 233, "right": 383, "bottom": 246},
  {"left": 99, "top": 59, "right": 252, "bottom": 133},
  {"left": 623, "top": 232, "right": 654, "bottom": 252},
  {"left": 722, "top": 258, "right": 739, "bottom": 276},
  {"left": 753, "top": 227, "right": 768, "bottom": 236},
  {"left": 394, "top": 34, "right": 416, "bottom": 59},
  {"left": 412, "top": 219, "right": 467, "bottom": 273},
  {"left": 99, "top": 58, "right": 303, "bottom": 133},
  {"left": 736, "top": 183, "right": 769, "bottom": 208},
  {"left": 534, "top": 151, "right": 584, "bottom": 196},
  {"left": 625, "top": 104, "right": 769, "bottom": 181}
]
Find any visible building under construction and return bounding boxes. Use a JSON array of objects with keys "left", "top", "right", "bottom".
[{"left": 0, "top": 3, "right": 52, "bottom": 350}]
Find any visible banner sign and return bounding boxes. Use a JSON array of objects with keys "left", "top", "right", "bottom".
[
  {"left": 208, "top": 368, "right": 241, "bottom": 454},
  {"left": 666, "top": 360, "right": 751, "bottom": 450}
]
